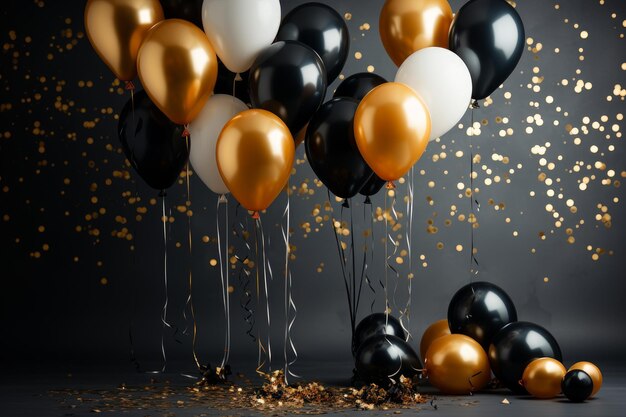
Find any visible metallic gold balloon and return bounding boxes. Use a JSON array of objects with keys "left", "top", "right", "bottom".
[
  {"left": 354, "top": 82, "right": 430, "bottom": 182},
  {"left": 379, "top": 0, "right": 453, "bottom": 66},
  {"left": 419, "top": 319, "right": 451, "bottom": 360},
  {"left": 137, "top": 19, "right": 217, "bottom": 125},
  {"left": 521, "top": 358, "right": 567, "bottom": 398},
  {"left": 569, "top": 361, "right": 603, "bottom": 396},
  {"left": 85, "top": 0, "right": 164, "bottom": 81},
  {"left": 216, "top": 110, "right": 295, "bottom": 213},
  {"left": 424, "top": 334, "right": 491, "bottom": 395}
]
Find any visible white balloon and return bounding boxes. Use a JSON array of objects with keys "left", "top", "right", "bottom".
[
  {"left": 189, "top": 94, "right": 248, "bottom": 195},
  {"left": 395, "top": 47, "right": 472, "bottom": 141},
  {"left": 202, "top": 0, "right": 281, "bottom": 74}
]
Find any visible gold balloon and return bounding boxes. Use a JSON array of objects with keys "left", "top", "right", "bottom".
[
  {"left": 569, "top": 361, "right": 602, "bottom": 397},
  {"left": 379, "top": 0, "right": 453, "bottom": 66},
  {"left": 85, "top": 0, "right": 164, "bottom": 81},
  {"left": 424, "top": 334, "right": 491, "bottom": 395},
  {"left": 137, "top": 19, "right": 218, "bottom": 125},
  {"left": 419, "top": 319, "right": 451, "bottom": 360},
  {"left": 217, "top": 110, "right": 295, "bottom": 213},
  {"left": 354, "top": 82, "right": 430, "bottom": 182},
  {"left": 521, "top": 358, "right": 567, "bottom": 399}
]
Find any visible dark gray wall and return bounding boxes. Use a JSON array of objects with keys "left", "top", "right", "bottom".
[{"left": 1, "top": 0, "right": 625, "bottom": 372}]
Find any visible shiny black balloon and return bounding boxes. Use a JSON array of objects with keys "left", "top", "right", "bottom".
[
  {"left": 249, "top": 41, "right": 327, "bottom": 135},
  {"left": 489, "top": 321, "right": 562, "bottom": 393},
  {"left": 276, "top": 2, "right": 350, "bottom": 83},
  {"left": 161, "top": 0, "right": 203, "bottom": 28},
  {"left": 213, "top": 59, "right": 251, "bottom": 105},
  {"left": 305, "top": 98, "right": 373, "bottom": 199},
  {"left": 118, "top": 91, "right": 189, "bottom": 191},
  {"left": 562, "top": 370, "right": 593, "bottom": 402},
  {"left": 448, "top": 281, "right": 517, "bottom": 350},
  {"left": 355, "top": 334, "right": 421, "bottom": 386},
  {"left": 359, "top": 174, "right": 386, "bottom": 198},
  {"left": 449, "top": 0, "right": 525, "bottom": 100},
  {"left": 354, "top": 313, "right": 406, "bottom": 353},
  {"left": 334, "top": 72, "right": 387, "bottom": 102}
]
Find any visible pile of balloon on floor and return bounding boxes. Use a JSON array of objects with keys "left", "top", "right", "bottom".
[{"left": 353, "top": 281, "right": 602, "bottom": 402}]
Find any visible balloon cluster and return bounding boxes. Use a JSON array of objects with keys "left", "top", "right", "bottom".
[{"left": 417, "top": 282, "right": 602, "bottom": 401}]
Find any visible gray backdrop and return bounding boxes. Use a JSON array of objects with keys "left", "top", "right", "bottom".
[{"left": 1, "top": 0, "right": 625, "bottom": 372}]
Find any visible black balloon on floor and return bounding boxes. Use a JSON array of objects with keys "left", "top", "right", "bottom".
[
  {"left": 118, "top": 90, "right": 189, "bottom": 191},
  {"left": 354, "top": 313, "right": 406, "bottom": 353},
  {"left": 305, "top": 98, "right": 373, "bottom": 199},
  {"left": 562, "top": 369, "right": 593, "bottom": 402},
  {"left": 448, "top": 281, "right": 517, "bottom": 350},
  {"left": 334, "top": 72, "right": 387, "bottom": 102},
  {"left": 489, "top": 321, "right": 562, "bottom": 393},
  {"left": 355, "top": 334, "right": 421, "bottom": 386},
  {"left": 276, "top": 2, "right": 350, "bottom": 84}
]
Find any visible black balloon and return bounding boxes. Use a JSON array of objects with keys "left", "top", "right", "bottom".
[
  {"left": 249, "top": 41, "right": 327, "bottom": 135},
  {"left": 449, "top": 0, "right": 525, "bottom": 100},
  {"left": 489, "top": 321, "right": 562, "bottom": 393},
  {"left": 353, "top": 313, "right": 406, "bottom": 353},
  {"left": 305, "top": 98, "right": 373, "bottom": 199},
  {"left": 359, "top": 174, "right": 386, "bottom": 198},
  {"left": 355, "top": 334, "right": 421, "bottom": 386},
  {"left": 118, "top": 91, "right": 189, "bottom": 191},
  {"left": 276, "top": 2, "right": 350, "bottom": 84},
  {"left": 448, "top": 281, "right": 517, "bottom": 350},
  {"left": 334, "top": 72, "right": 387, "bottom": 102},
  {"left": 161, "top": 0, "right": 203, "bottom": 28},
  {"left": 562, "top": 370, "right": 593, "bottom": 403},
  {"left": 213, "top": 59, "right": 251, "bottom": 105}
]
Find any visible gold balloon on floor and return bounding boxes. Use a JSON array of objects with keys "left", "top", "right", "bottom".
[
  {"left": 521, "top": 357, "right": 567, "bottom": 398},
  {"left": 569, "top": 361, "right": 602, "bottom": 396},
  {"left": 419, "top": 319, "right": 451, "bottom": 360},
  {"left": 354, "top": 82, "right": 430, "bottom": 182},
  {"left": 216, "top": 109, "right": 295, "bottom": 214},
  {"left": 379, "top": 0, "right": 453, "bottom": 66},
  {"left": 85, "top": 0, "right": 164, "bottom": 81},
  {"left": 137, "top": 19, "right": 217, "bottom": 125},
  {"left": 424, "top": 334, "right": 491, "bottom": 395}
]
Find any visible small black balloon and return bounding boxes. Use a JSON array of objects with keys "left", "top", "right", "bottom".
[
  {"left": 355, "top": 334, "right": 421, "bottom": 386},
  {"left": 118, "top": 90, "right": 189, "bottom": 191},
  {"left": 249, "top": 41, "right": 327, "bottom": 136},
  {"left": 359, "top": 174, "right": 386, "bottom": 198},
  {"left": 354, "top": 313, "right": 406, "bottom": 353},
  {"left": 334, "top": 72, "right": 387, "bottom": 102},
  {"left": 213, "top": 59, "right": 251, "bottom": 105},
  {"left": 489, "top": 321, "right": 562, "bottom": 393},
  {"left": 276, "top": 2, "right": 350, "bottom": 84},
  {"left": 449, "top": 0, "right": 525, "bottom": 100},
  {"left": 448, "top": 281, "right": 517, "bottom": 350},
  {"left": 305, "top": 98, "right": 373, "bottom": 199},
  {"left": 562, "top": 370, "right": 593, "bottom": 403},
  {"left": 161, "top": 0, "right": 204, "bottom": 28}
]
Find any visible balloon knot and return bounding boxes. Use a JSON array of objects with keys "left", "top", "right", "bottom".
[
  {"left": 125, "top": 81, "right": 135, "bottom": 91},
  {"left": 342, "top": 200, "right": 350, "bottom": 209},
  {"left": 234, "top": 73, "right": 243, "bottom": 82},
  {"left": 252, "top": 211, "right": 260, "bottom": 219},
  {"left": 364, "top": 196, "right": 372, "bottom": 205},
  {"left": 158, "top": 190, "right": 167, "bottom": 198},
  {"left": 182, "top": 126, "right": 190, "bottom": 138},
  {"left": 470, "top": 99, "right": 480, "bottom": 109},
  {"left": 218, "top": 194, "right": 228, "bottom": 204},
  {"left": 386, "top": 181, "right": 396, "bottom": 190}
]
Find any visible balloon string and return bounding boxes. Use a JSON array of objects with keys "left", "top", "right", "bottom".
[
  {"left": 351, "top": 200, "right": 365, "bottom": 324},
  {"left": 253, "top": 215, "right": 270, "bottom": 375},
  {"left": 233, "top": 204, "right": 255, "bottom": 343},
  {"left": 400, "top": 167, "right": 415, "bottom": 342},
  {"left": 388, "top": 193, "right": 402, "bottom": 326},
  {"left": 327, "top": 190, "right": 355, "bottom": 354},
  {"left": 469, "top": 101, "right": 480, "bottom": 281},
  {"left": 362, "top": 199, "right": 377, "bottom": 313},
  {"left": 384, "top": 192, "right": 389, "bottom": 328},
  {"left": 217, "top": 195, "right": 231, "bottom": 369},
  {"left": 259, "top": 216, "right": 272, "bottom": 371},
  {"left": 282, "top": 183, "right": 299, "bottom": 383},
  {"left": 128, "top": 185, "right": 142, "bottom": 372}
]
